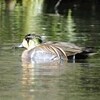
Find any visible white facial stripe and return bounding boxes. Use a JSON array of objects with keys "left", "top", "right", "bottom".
[{"left": 22, "top": 39, "right": 29, "bottom": 49}]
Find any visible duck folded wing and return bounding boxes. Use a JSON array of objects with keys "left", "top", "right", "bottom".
[
  {"left": 45, "top": 42, "right": 82, "bottom": 56},
  {"left": 53, "top": 42, "right": 96, "bottom": 59},
  {"left": 28, "top": 44, "right": 67, "bottom": 61}
]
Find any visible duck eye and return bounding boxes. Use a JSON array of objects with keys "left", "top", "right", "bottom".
[
  {"left": 25, "top": 34, "right": 33, "bottom": 42},
  {"left": 25, "top": 37, "right": 31, "bottom": 43}
]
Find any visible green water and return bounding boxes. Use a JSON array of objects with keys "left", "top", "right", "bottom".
[{"left": 0, "top": 1, "right": 100, "bottom": 100}]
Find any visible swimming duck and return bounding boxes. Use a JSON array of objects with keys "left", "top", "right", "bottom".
[
  {"left": 18, "top": 34, "right": 68, "bottom": 63},
  {"left": 18, "top": 34, "right": 95, "bottom": 63}
]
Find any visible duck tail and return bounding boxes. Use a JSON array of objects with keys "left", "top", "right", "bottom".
[
  {"left": 68, "top": 47, "right": 96, "bottom": 60},
  {"left": 75, "top": 47, "right": 96, "bottom": 59}
]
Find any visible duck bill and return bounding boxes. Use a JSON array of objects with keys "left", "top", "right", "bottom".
[{"left": 18, "top": 43, "right": 24, "bottom": 48}]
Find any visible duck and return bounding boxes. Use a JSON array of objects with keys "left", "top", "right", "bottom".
[
  {"left": 18, "top": 34, "right": 68, "bottom": 63},
  {"left": 18, "top": 34, "right": 95, "bottom": 63}
]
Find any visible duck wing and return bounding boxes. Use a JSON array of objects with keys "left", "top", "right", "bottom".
[
  {"left": 29, "top": 44, "right": 67, "bottom": 61},
  {"left": 44, "top": 41, "right": 82, "bottom": 56}
]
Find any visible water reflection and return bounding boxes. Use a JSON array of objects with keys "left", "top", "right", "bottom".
[
  {"left": 21, "top": 60, "right": 67, "bottom": 100},
  {"left": 64, "top": 9, "right": 76, "bottom": 42},
  {"left": 20, "top": 59, "right": 100, "bottom": 100},
  {"left": 0, "top": 1, "right": 100, "bottom": 100},
  {"left": 5, "top": 0, "right": 16, "bottom": 11}
]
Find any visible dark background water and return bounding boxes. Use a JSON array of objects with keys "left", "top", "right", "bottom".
[{"left": 0, "top": 0, "right": 100, "bottom": 100}]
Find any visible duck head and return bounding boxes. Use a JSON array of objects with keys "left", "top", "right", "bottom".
[{"left": 19, "top": 34, "right": 42, "bottom": 50}]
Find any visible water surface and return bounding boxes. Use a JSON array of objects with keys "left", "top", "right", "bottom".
[{"left": 0, "top": 1, "right": 100, "bottom": 100}]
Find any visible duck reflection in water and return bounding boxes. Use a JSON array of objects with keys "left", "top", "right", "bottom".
[{"left": 21, "top": 55, "right": 67, "bottom": 99}]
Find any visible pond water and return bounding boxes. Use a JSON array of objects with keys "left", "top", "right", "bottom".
[{"left": 0, "top": 1, "right": 100, "bottom": 100}]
